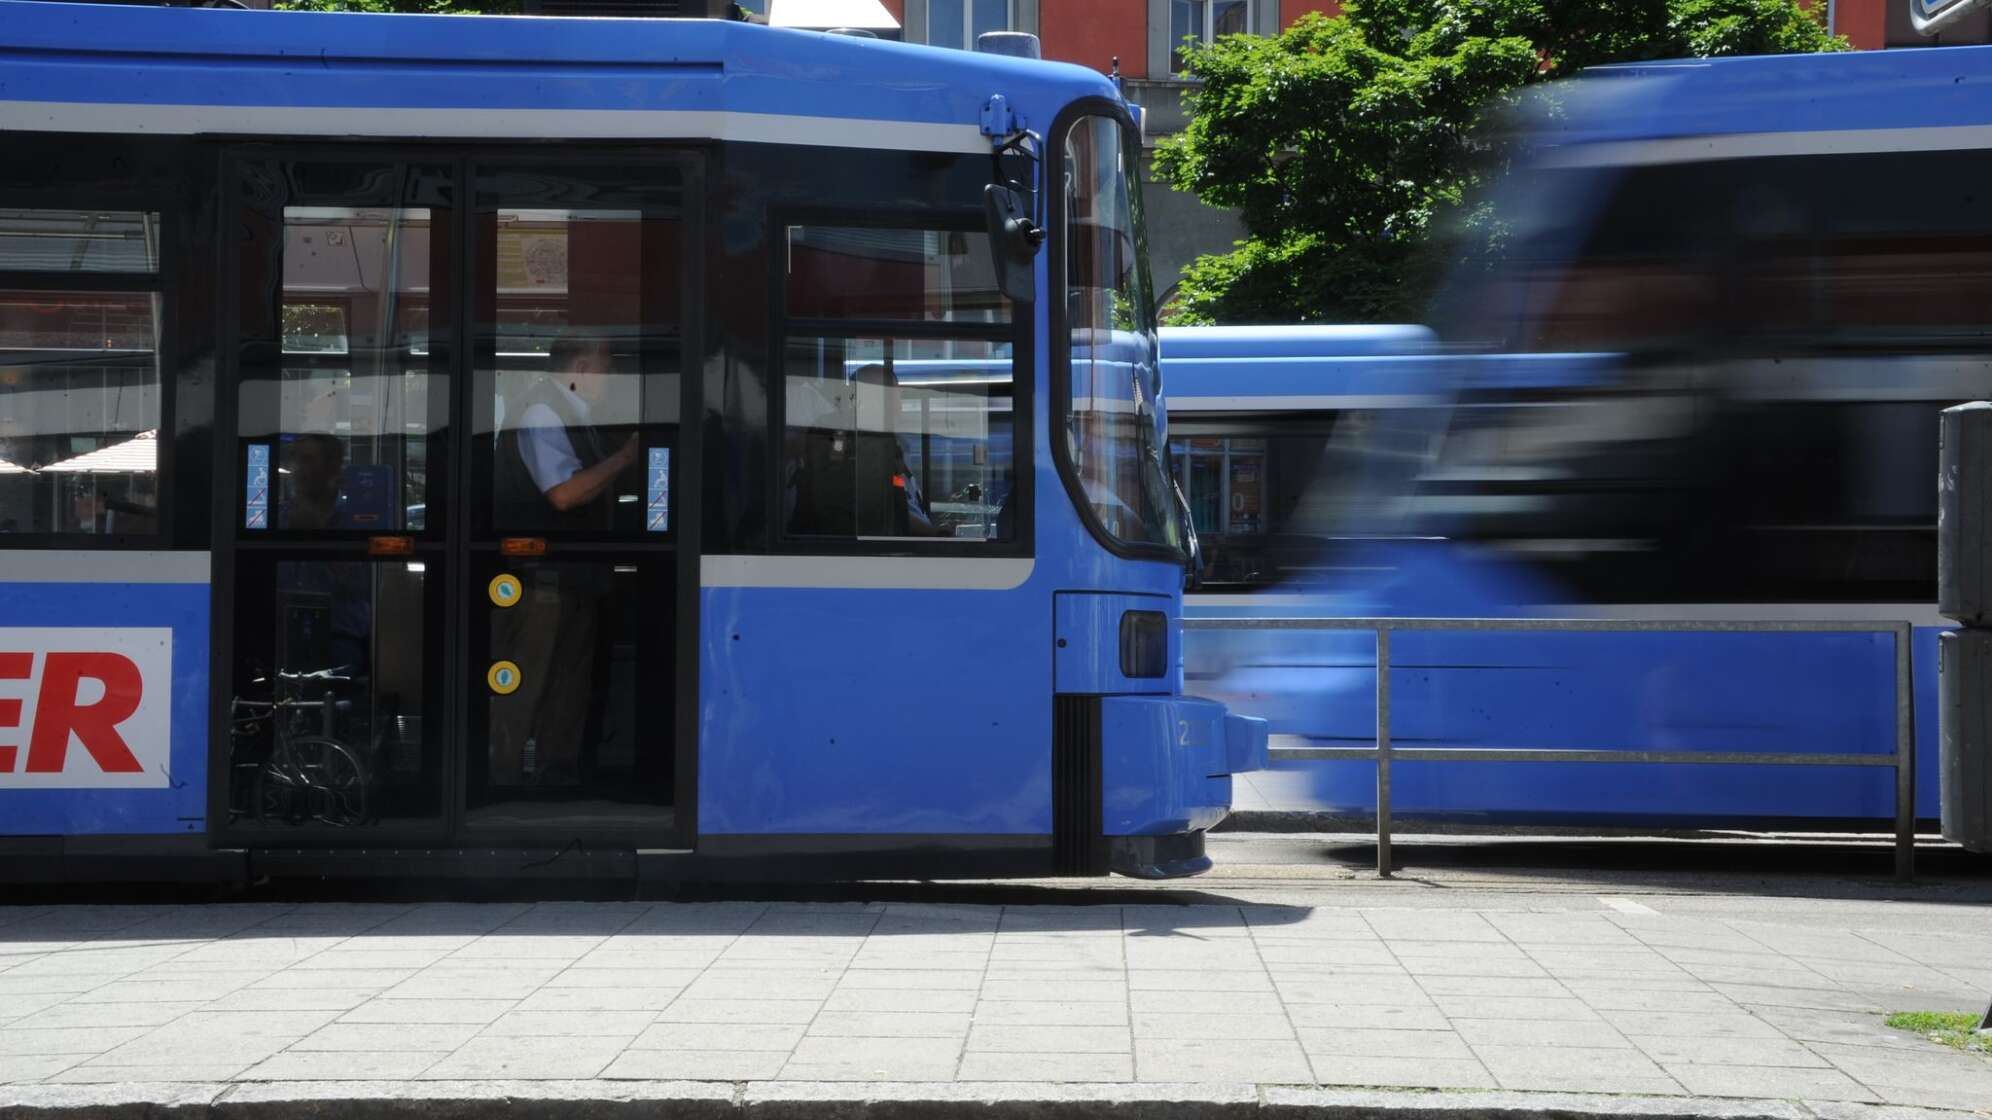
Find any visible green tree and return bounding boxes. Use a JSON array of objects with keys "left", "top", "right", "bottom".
[{"left": 1153, "top": 0, "right": 1844, "bottom": 324}]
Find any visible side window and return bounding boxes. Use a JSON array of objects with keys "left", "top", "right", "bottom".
[
  {"left": 0, "top": 209, "right": 164, "bottom": 539},
  {"left": 234, "top": 166, "right": 453, "bottom": 538},
  {"left": 1443, "top": 150, "right": 1992, "bottom": 602},
  {"left": 779, "top": 224, "right": 1017, "bottom": 544},
  {"left": 1169, "top": 0, "right": 1251, "bottom": 73},
  {"left": 926, "top": 0, "right": 1013, "bottom": 50}
]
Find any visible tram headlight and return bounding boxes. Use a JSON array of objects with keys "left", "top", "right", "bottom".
[{"left": 1120, "top": 609, "right": 1168, "bottom": 680}]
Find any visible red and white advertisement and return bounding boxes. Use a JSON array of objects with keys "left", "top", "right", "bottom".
[{"left": 0, "top": 628, "right": 172, "bottom": 789}]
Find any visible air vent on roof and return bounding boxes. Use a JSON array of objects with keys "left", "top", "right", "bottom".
[{"left": 976, "top": 31, "right": 1041, "bottom": 59}]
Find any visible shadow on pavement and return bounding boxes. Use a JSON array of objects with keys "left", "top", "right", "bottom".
[{"left": 1267, "top": 832, "right": 1992, "bottom": 899}]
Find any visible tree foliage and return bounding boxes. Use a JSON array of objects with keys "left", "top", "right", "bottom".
[
  {"left": 1153, "top": 0, "right": 1844, "bottom": 324},
  {"left": 273, "top": 0, "right": 521, "bottom": 14}
]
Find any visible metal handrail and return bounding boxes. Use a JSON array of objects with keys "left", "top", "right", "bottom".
[{"left": 1185, "top": 616, "right": 1917, "bottom": 880}]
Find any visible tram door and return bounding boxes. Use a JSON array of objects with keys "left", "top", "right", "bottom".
[
  {"left": 224, "top": 153, "right": 689, "bottom": 847},
  {"left": 461, "top": 163, "right": 685, "bottom": 837}
]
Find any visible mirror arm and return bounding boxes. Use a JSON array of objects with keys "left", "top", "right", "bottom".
[{"left": 985, "top": 130, "right": 1045, "bottom": 304}]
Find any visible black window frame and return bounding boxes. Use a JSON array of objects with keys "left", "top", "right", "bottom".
[
  {"left": 465, "top": 150, "right": 699, "bottom": 549},
  {"left": 224, "top": 149, "right": 460, "bottom": 546},
  {"left": 0, "top": 201, "right": 175, "bottom": 550},
  {"left": 769, "top": 204, "right": 1033, "bottom": 559}
]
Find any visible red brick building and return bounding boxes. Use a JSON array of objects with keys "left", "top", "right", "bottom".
[{"left": 878, "top": 2, "right": 1985, "bottom": 58}]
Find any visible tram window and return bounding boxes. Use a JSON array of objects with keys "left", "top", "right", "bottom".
[
  {"left": 0, "top": 209, "right": 158, "bottom": 274},
  {"left": 474, "top": 189, "right": 683, "bottom": 538},
  {"left": 1167, "top": 429, "right": 1344, "bottom": 587},
  {"left": 228, "top": 558, "right": 442, "bottom": 829},
  {"left": 782, "top": 336, "right": 1015, "bottom": 542},
  {"left": 0, "top": 290, "right": 162, "bottom": 537},
  {"left": 785, "top": 225, "right": 1009, "bottom": 324},
  {"left": 236, "top": 189, "right": 450, "bottom": 536},
  {"left": 1061, "top": 114, "right": 1181, "bottom": 554}
]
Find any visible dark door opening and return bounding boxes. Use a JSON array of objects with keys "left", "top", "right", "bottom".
[{"left": 220, "top": 150, "right": 694, "bottom": 849}]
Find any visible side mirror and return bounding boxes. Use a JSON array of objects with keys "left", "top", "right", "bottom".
[{"left": 984, "top": 183, "right": 1042, "bottom": 304}]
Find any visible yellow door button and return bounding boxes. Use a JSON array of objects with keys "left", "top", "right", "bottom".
[
  {"left": 487, "top": 660, "right": 522, "bottom": 695},
  {"left": 489, "top": 573, "right": 522, "bottom": 608}
]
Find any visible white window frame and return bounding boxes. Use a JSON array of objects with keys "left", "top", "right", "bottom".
[
  {"left": 1172, "top": 0, "right": 1252, "bottom": 72},
  {"left": 917, "top": 0, "right": 1018, "bottom": 51},
  {"left": 1150, "top": 0, "right": 1271, "bottom": 80}
]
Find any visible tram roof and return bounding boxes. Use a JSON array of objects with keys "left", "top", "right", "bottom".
[
  {"left": 1512, "top": 43, "right": 1992, "bottom": 160},
  {"left": 0, "top": 1, "right": 1118, "bottom": 150}
]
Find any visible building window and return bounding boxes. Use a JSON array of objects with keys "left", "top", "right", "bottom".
[
  {"left": 927, "top": 0, "right": 1011, "bottom": 50},
  {"left": 1171, "top": 0, "right": 1249, "bottom": 72}
]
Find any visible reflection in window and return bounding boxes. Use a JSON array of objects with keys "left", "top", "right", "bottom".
[
  {"left": 1170, "top": 434, "right": 1317, "bottom": 586},
  {"left": 786, "top": 225, "right": 1009, "bottom": 324},
  {"left": 784, "top": 336, "right": 1014, "bottom": 541},
  {"left": 243, "top": 201, "right": 442, "bottom": 533},
  {"left": 1171, "top": 0, "right": 1249, "bottom": 72},
  {"left": 229, "top": 560, "right": 434, "bottom": 828},
  {"left": 1063, "top": 115, "right": 1181, "bottom": 552},
  {"left": 0, "top": 209, "right": 159, "bottom": 273},
  {"left": 928, "top": 0, "right": 1010, "bottom": 51},
  {"left": 477, "top": 200, "right": 680, "bottom": 536},
  {"left": 0, "top": 291, "right": 161, "bottom": 536}
]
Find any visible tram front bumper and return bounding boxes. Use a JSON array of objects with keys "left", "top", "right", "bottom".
[{"left": 1100, "top": 695, "right": 1268, "bottom": 877}]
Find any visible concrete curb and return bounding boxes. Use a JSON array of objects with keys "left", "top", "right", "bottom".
[{"left": 0, "top": 1082, "right": 1984, "bottom": 1120}]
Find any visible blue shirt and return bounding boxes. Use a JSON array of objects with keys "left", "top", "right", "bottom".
[{"left": 515, "top": 380, "right": 593, "bottom": 494}]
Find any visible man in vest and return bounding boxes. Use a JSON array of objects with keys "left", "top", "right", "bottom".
[
  {"left": 497, "top": 335, "right": 640, "bottom": 529},
  {"left": 489, "top": 333, "right": 638, "bottom": 787}
]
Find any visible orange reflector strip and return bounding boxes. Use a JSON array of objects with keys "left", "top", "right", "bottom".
[
  {"left": 500, "top": 537, "right": 548, "bottom": 557},
  {"left": 368, "top": 535, "right": 414, "bottom": 556}
]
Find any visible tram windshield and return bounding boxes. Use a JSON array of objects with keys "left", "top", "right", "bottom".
[{"left": 1062, "top": 114, "right": 1182, "bottom": 555}]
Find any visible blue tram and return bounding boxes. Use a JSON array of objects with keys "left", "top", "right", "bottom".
[
  {"left": 0, "top": 1, "right": 1265, "bottom": 882},
  {"left": 1168, "top": 44, "right": 1992, "bottom": 827}
]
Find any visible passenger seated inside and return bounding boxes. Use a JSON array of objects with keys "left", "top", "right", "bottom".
[
  {"left": 785, "top": 362, "right": 937, "bottom": 538},
  {"left": 280, "top": 432, "right": 353, "bottom": 531}
]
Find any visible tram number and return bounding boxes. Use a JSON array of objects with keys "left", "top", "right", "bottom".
[
  {"left": 1177, "top": 719, "right": 1207, "bottom": 748},
  {"left": 0, "top": 629, "right": 171, "bottom": 788}
]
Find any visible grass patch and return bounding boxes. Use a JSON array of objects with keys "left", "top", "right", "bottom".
[{"left": 1886, "top": 1010, "right": 1992, "bottom": 1055}]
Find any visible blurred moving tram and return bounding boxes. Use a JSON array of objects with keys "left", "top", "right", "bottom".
[{"left": 1171, "top": 45, "right": 1992, "bottom": 827}]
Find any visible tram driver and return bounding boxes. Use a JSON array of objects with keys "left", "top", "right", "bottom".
[{"left": 489, "top": 332, "right": 638, "bottom": 787}]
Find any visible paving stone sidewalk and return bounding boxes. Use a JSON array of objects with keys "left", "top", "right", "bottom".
[{"left": 1, "top": 898, "right": 1988, "bottom": 1113}]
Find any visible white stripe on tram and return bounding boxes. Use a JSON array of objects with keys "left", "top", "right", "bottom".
[
  {"left": 1539, "top": 124, "right": 1992, "bottom": 169},
  {"left": 1169, "top": 394, "right": 1442, "bottom": 412},
  {"left": 701, "top": 555, "right": 1034, "bottom": 591},
  {"left": 1185, "top": 597, "right": 1953, "bottom": 629},
  {"left": 0, "top": 102, "right": 991, "bottom": 154},
  {"left": 0, "top": 551, "right": 211, "bottom": 584}
]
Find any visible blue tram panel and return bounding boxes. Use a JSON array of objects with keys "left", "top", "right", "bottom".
[{"left": 0, "top": 0, "right": 1267, "bottom": 880}]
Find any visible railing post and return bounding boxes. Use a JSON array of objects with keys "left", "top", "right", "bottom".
[
  {"left": 1376, "top": 627, "right": 1393, "bottom": 879},
  {"left": 1895, "top": 621, "right": 1917, "bottom": 881}
]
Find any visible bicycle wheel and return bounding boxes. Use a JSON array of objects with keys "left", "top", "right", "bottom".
[{"left": 276, "top": 735, "right": 371, "bottom": 827}]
